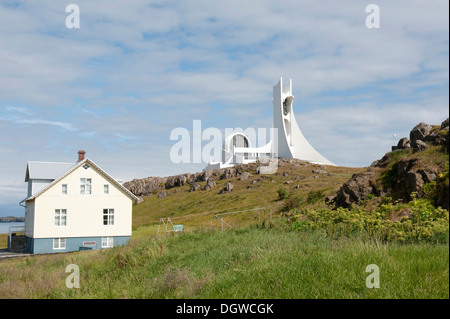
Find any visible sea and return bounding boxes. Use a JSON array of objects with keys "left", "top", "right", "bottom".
[{"left": 0, "top": 222, "right": 25, "bottom": 234}]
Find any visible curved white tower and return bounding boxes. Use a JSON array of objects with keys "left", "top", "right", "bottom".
[
  {"left": 273, "top": 77, "right": 334, "bottom": 166},
  {"left": 204, "top": 77, "right": 334, "bottom": 170}
]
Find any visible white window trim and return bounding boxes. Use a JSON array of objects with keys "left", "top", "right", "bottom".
[
  {"left": 80, "top": 178, "right": 92, "bottom": 195},
  {"left": 103, "top": 208, "right": 114, "bottom": 226},
  {"left": 104, "top": 184, "right": 109, "bottom": 195},
  {"left": 102, "top": 237, "right": 114, "bottom": 248},
  {"left": 53, "top": 238, "right": 66, "bottom": 250},
  {"left": 62, "top": 184, "right": 67, "bottom": 195},
  {"left": 54, "top": 209, "right": 67, "bottom": 227}
]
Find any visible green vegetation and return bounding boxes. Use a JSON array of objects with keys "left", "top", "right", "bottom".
[
  {"left": 277, "top": 188, "right": 289, "bottom": 200},
  {"left": 1, "top": 226, "right": 448, "bottom": 299},
  {"left": 0, "top": 149, "right": 448, "bottom": 299},
  {"left": 130, "top": 163, "right": 363, "bottom": 229},
  {"left": 287, "top": 197, "right": 449, "bottom": 244}
]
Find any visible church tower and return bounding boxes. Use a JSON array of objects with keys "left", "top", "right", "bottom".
[{"left": 272, "top": 78, "right": 334, "bottom": 165}]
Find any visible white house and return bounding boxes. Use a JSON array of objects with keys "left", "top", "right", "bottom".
[{"left": 19, "top": 151, "right": 138, "bottom": 254}]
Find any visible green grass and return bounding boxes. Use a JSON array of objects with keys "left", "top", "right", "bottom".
[
  {"left": 131, "top": 163, "right": 364, "bottom": 229},
  {"left": 1, "top": 225, "right": 448, "bottom": 299},
  {"left": 1, "top": 158, "right": 447, "bottom": 299}
]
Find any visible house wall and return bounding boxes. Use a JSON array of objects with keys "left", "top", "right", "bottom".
[
  {"left": 24, "top": 200, "right": 35, "bottom": 237},
  {"left": 28, "top": 179, "right": 53, "bottom": 197},
  {"left": 29, "top": 163, "right": 133, "bottom": 240},
  {"left": 26, "top": 236, "right": 131, "bottom": 254}
]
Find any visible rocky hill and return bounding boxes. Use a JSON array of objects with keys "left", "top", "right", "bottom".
[
  {"left": 124, "top": 117, "right": 449, "bottom": 226},
  {"left": 332, "top": 118, "right": 449, "bottom": 210}
]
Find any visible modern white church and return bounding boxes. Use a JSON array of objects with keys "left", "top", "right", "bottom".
[{"left": 205, "top": 78, "right": 335, "bottom": 170}]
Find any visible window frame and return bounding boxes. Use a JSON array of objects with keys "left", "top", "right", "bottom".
[
  {"left": 80, "top": 178, "right": 92, "bottom": 195},
  {"left": 53, "top": 238, "right": 66, "bottom": 250},
  {"left": 104, "top": 184, "right": 109, "bottom": 195},
  {"left": 103, "top": 208, "right": 114, "bottom": 226},
  {"left": 54, "top": 209, "right": 67, "bottom": 226},
  {"left": 62, "top": 184, "right": 68, "bottom": 195},
  {"left": 101, "top": 237, "right": 114, "bottom": 248}
]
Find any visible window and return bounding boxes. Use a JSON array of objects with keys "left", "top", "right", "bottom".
[
  {"left": 80, "top": 178, "right": 92, "bottom": 195},
  {"left": 102, "top": 237, "right": 114, "bottom": 248},
  {"left": 54, "top": 209, "right": 67, "bottom": 226},
  {"left": 103, "top": 209, "right": 114, "bottom": 225},
  {"left": 62, "top": 184, "right": 67, "bottom": 195},
  {"left": 104, "top": 184, "right": 109, "bottom": 195},
  {"left": 53, "top": 238, "right": 66, "bottom": 250}
]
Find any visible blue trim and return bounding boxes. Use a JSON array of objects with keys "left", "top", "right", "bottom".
[{"left": 26, "top": 236, "right": 130, "bottom": 254}]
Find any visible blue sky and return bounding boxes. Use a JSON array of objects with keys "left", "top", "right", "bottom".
[{"left": 0, "top": 0, "right": 448, "bottom": 217}]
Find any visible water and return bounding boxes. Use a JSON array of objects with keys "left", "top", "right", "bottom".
[{"left": 0, "top": 222, "right": 25, "bottom": 234}]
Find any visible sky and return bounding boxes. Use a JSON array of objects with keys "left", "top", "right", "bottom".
[{"left": 0, "top": 0, "right": 448, "bottom": 217}]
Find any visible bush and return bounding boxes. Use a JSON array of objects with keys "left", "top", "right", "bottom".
[
  {"left": 306, "top": 189, "right": 325, "bottom": 204},
  {"left": 277, "top": 188, "right": 289, "bottom": 200},
  {"left": 283, "top": 196, "right": 304, "bottom": 211},
  {"left": 286, "top": 198, "right": 449, "bottom": 243}
]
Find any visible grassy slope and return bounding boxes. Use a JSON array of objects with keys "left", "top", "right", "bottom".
[
  {"left": 1, "top": 226, "right": 448, "bottom": 299},
  {"left": 132, "top": 162, "right": 365, "bottom": 232},
  {"left": 0, "top": 155, "right": 448, "bottom": 299}
]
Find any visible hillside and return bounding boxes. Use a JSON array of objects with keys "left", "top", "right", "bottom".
[
  {"left": 125, "top": 118, "right": 449, "bottom": 234},
  {"left": 126, "top": 159, "right": 366, "bottom": 231},
  {"left": 0, "top": 118, "right": 447, "bottom": 300}
]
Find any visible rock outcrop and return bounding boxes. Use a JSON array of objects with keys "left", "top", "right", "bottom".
[
  {"left": 122, "top": 177, "right": 167, "bottom": 197},
  {"left": 410, "top": 122, "right": 433, "bottom": 151},
  {"left": 334, "top": 171, "right": 382, "bottom": 208},
  {"left": 338, "top": 118, "right": 449, "bottom": 209},
  {"left": 204, "top": 177, "right": 216, "bottom": 190},
  {"left": 219, "top": 182, "right": 234, "bottom": 194}
]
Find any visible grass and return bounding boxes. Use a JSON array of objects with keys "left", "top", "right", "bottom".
[
  {"left": 131, "top": 162, "right": 364, "bottom": 229},
  {"left": 0, "top": 158, "right": 447, "bottom": 299},
  {"left": 0, "top": 225, "right": 447, "bottom": 299}
]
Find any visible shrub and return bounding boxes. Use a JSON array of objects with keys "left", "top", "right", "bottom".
[
  {"left": 287, "top": 198, "right": 449, "bottom": 243},
  {"left": 306, "top": 189, "right": 325, "bottom": 204},
  {"left": 277, "top": 188, "right": 289, "bottom": 200},
  {"left": 283, "top": 196, "right": 304, "bottom": 211}
]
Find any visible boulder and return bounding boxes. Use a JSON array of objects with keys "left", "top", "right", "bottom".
[
  {"left": 410, "top": 122, "right": 432, "bottom": 148},
  {"left": 204, "top": 177, "right": 216, "bottom": 190},
  {"left": 405, "top": 172, "right": 424, "bottom": 195},
  {"left": 413, "top": 140, "right": 428, "bottom": 152},
  {"left": 334, "top": 171, "right": 380, "bottom": 208},
  {"left": 220, "top": 167, "right": 236, "bottom": 180},
  {"left": 240, "top": 172, "right": 251, "bottom": 180},
  {"left": 158, "top": 191, "right": 167, "bottom": 198},
  {"left": 219, "top": 182, "right": 234, "bottom": 194},
  {"left": 165, "top": 174, "right": 188, "bottom": 189},
  {"left": 189, "top": 183, "right": 201, "bottom": 192},
  {"left": 397, "top": 137, "right": 411, "bottom": 149},
  {"left": 391, "top": 157, "right": 438, "bottom": 201},
  {"left": 123, "top": 176, "right": 167, "bottom": 197}
]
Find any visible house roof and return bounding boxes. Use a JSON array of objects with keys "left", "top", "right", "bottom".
[
  {"left": 25, "top": 161, "right": 76, "bottom": 182},
  {"left": 20, "top": 158, "right": 139, "bottom": 203}
]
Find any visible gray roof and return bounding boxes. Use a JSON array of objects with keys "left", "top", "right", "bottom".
[
  {"left": 21, "top": 158, "right": 139, "bottom": 203},
  {"left": 25, "top": 161, "right": 76, "bottom": 182}
]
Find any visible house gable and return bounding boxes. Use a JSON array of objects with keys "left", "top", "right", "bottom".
[{"left": 22, "top": 158, "right": 138, "bottom": 203}]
